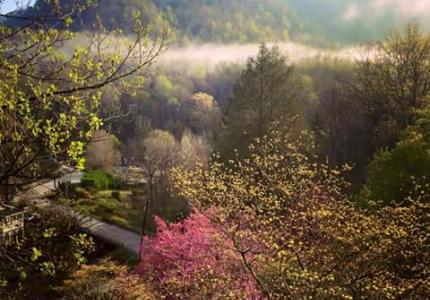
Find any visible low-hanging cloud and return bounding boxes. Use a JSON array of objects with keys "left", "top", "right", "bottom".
[
  {"left": 59, "top": 34, "right": 372, "bottom": 72},
  {"left": 160, "top": 42, "right": 368, "bottom": 69}
]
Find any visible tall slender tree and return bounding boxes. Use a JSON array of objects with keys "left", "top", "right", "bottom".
[{"left": 216, "top": 44, "right": 304, "bottom": 159}]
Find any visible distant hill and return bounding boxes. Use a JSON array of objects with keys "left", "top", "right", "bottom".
[
  {"left": 14, "top": 0, "right": 290, "bottom": 44},
  {"left": 8, "top": 0, "right": 430, "bottom": 45}
]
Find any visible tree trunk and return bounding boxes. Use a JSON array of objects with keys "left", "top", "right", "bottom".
[
  {"left": 0, "top": 178, "right": 10, "bottom": 205},
  {"left": 139, "top": 175, "right": 154, "bottom": 260}
]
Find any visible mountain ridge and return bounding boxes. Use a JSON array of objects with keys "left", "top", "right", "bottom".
[{"left": 6, "top": 0, "right": 430, "bottom": 45}]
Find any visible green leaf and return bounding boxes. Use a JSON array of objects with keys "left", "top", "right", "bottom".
[{"left": 31, "top": 247, "right": 42, "bottom": 262}]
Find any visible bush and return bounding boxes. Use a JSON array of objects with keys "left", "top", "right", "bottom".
[
  {"left": 75, "top": 187, "right": 93, "bottom": 199},
  {"left": 60, "top": 259, "right": 154, "bottom": 299},
  {"left": 360, "top": 142, "right": 430, "bottom": 208},
  {"left": 81, "top": 171, "right": 113, "bottom": 190},
  {"left": 110, "top": 175, "right": 124, "bottom": 189},
  {"left": 111, "top": 191, "right": 121, "bottom": 201},
  {"left": 97, "top": 198, "right": 118, "bottom": 214}
]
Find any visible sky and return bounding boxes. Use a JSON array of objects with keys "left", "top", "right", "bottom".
[
  {"left": 3, "top": 0, "right": 430, "bottom": 16},
  {"left": 343, "top": 0, "right": 430, "bottom": 21},
  {"left": 0, "top": 0, "right": 35, "bottom": 13},
  {"left": 2, "top": 0, "right": 430, "bottom": 20}
]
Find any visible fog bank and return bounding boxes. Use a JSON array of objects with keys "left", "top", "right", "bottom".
[{"left": 160, "top": 42, "right": 368, "bottom": 67}]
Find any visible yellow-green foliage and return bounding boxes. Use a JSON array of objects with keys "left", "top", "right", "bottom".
[
  {"left": 355, "top": 23, "right": 430, "bottom": 148},
  {"left": 0, "top": 26, "right": 102, "bottom": 172},
  {"left": 0, "top": 2, "right": 163, "bottom": 190},
  {"left": 173, "top": 130, "right": 430, "bottom": 299},
  {"left": 361, "top": 97, "right": 430, "bottom": 208},
  {"left": 60, "top": 259, "right": 154, "bottom": 299}
]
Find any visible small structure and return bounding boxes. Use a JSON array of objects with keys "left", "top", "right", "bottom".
[{"left": 0, "top": 205, "right": 25, "bottom": 242}]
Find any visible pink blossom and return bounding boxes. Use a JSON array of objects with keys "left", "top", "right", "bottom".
[{"left": 138, "top": 211, "right": 261, "bottom": 299}]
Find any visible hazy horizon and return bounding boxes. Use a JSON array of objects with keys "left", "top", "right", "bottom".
[{"left": 2, "top": 0, "right": 430, "bottom": 45}]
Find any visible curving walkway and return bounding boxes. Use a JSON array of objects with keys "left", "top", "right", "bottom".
[{"left": 17, "top": 175, "right": 141, "bottom": 255}]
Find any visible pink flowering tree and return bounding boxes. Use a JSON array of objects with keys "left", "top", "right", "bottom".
[{"left": 138, "top": 211, "right": 261, "bottom": 299}]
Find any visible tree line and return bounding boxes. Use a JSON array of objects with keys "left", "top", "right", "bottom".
[{"left": 8, "top": 0, "right": 411, "bottom": 45}]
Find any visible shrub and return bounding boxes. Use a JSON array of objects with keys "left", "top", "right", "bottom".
[
  {"left": 74, "top": 187, "right": 93, "bottom": 199},
  {"left": 97, "top": 198, "right": 118, "bottom": 214},
  {"left": 360, "top": 142, "right": 430, "bottom": 208},
  {"left": 111, "top": 175, "right": 124, "bottom": 189},
  {"left": 111, "top": 191, "right": 121, "bottom": 201},
  {"left": 81, "top": 170, "right": 113, "bottom": 190},
  {"left": 60, "top": 259, "right": 154, "bottom": 299}
]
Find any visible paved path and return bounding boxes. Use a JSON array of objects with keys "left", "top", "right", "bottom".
[
  {"left": 75, "top": 213, "right": 140, "bottom": 255},
  {"left": 57, "top": 171, "right": 85, "bottom": 185},
  {"left": 17, "top": 175, "right": 141, "bottom": 255}
]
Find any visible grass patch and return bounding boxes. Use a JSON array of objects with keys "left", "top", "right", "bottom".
[
  {"left": 64, "top": 184, "right": 189, "bottom": 235},
  {"left": 69, "top": 188, "right": 146, "bottom": 233}
]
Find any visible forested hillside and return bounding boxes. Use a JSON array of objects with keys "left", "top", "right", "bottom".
[
  {"left": 12, "top": 0, "right": 430, "bottom": 44},
  {"left": 16, "top": 0, "right": 291, "bottom": 43}
]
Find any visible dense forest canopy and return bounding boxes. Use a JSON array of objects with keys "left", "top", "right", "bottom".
[{"left": 6, "top": 0, "right": 430, "bottom": 45}]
